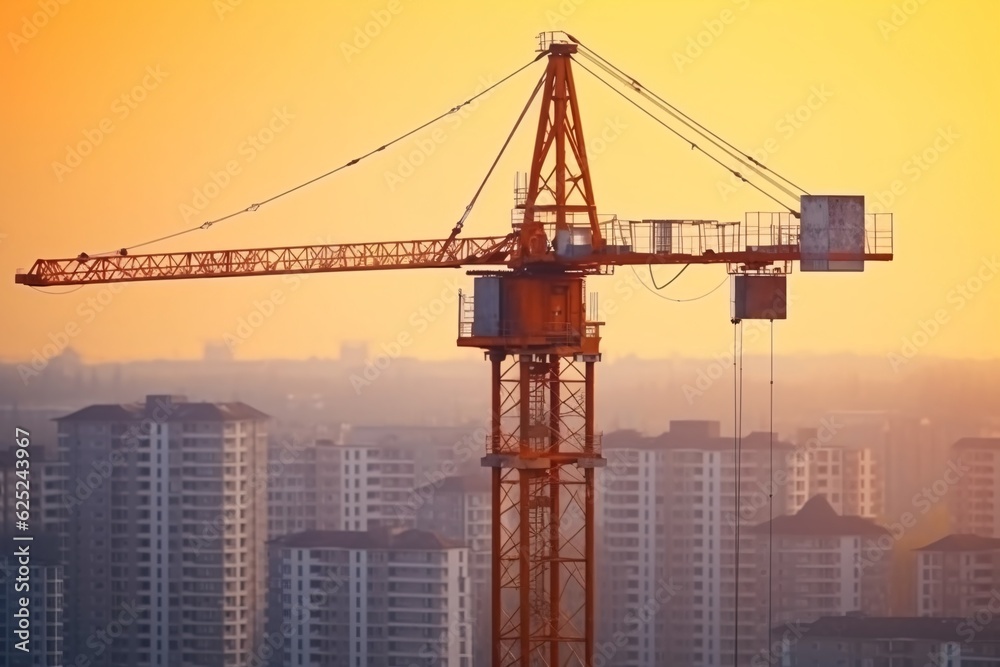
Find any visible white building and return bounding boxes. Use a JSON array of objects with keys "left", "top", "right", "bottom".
[
  {"left": 57, "top": 394, "right": 269, "bottom": 667},
  {"left": 335, "top": 424, "right": 484, "bottom": 532},
  {"left": 267, "top": 528, "right": 473, "bottom": 667},
  {"left": 950, "top": 437, "right": 1000, "bottom": 537},
  {"left": 599, "top": 420, "right": 797, "bottom": 667},
  {"left": 790, "top": 429, "right": 881, "bottom": 518}
]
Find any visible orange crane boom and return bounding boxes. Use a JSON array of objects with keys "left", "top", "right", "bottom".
[{"left": 13, "top": 223, "right": 891, "bottom": 287}]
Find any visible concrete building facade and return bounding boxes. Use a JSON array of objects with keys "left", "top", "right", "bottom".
[
  {"left": 598, "top": 420, "right": 797, "bottom": 667},
  {"left": 413, "top": 473, "right": 491, "bottom": 667},
  {"left": 267, "top": 528, "right": 473, "bottom": 667},
  {"left": 950, "top": 438, "right": 1000, "bottom": 537},
  {"left": 56, "top": 394, "right": 269, "bottom": 667},
  {"left": 915, "top": 533, "right": 1000, "bottom": 617}
]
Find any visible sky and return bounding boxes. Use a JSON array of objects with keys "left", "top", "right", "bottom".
[{"left": 1, "top": 0, "right": 997, "bottom": 367}]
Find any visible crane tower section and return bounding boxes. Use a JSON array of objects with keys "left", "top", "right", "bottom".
[{"left": 457, "top": 34, "right": 605, "bottom": 667}]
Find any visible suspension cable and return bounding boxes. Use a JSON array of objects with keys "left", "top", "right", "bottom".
[
  {"left": 570, "top": 37, "right": 810, "bottom": 198},
  {"left": 732, "top": 317, "right": 744, "bottom": 667},
  {"left": 88, "top": 54, "right": 546, "bottom": 258},
  {"left": 576, "top": 49, "right": 802, "bottom": 203},
  {"left": 573, "top": 58, "right": 800, "bottom": 216},
  {"left": 649, "top": 263, "right": 689, "bottom": 290},
  {"left": 630, "top": 264, "right": 728, "bottom": 302},
  {"left": 768, "top": 320, "right": 775, "bottom": 661},
  {"left": 446, "top": 67, "right": 547, "bottom": 242}
]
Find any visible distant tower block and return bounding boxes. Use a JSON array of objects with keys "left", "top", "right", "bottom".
[{"left": 800, "top": 195, "right": 866, "bottom": 272}]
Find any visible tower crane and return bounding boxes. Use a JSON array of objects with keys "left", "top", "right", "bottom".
[{"left": 15, "top": 32, "right": 893, "bottom": 666}]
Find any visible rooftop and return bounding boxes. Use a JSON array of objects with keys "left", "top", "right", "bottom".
[
  {"left": 604, "top": 426, "right": 795, "bottom": 452},
  {"left": 914, "top": 533, "right": 1000, "bottom": 552},
  {"left": 784, "top": 615, "right": 1000, "bottom": 642},
  {"left": 57, "top": 394, "right": 268, "bottom": 422},
  {"left": 752, "top": 495, "right": 888, "bottom": 538}
]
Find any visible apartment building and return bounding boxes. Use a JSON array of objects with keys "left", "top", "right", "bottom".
[
  {"left": 414, "top": 473, "right": 491, "bottom": 667},
  {"left": 950, "top": 437, "right": 1000, "bottom": 537},
  {"left": 267, "top": 437, "right": 340, "bottom": 539},
  {"left": 598, "top": 420, "right": 796, "bottom": 667},
  {"left": 915, "top": 533, "right": 1000, "bottom": 617},
  {"left": 750, "top": 495, "right": 890, "bottom": 663},
  {"left": 266, "top": 528, "right": 473, "bottom": 667},
  {"left": 789, "top": 429, "right": 881, "bottom": 518},
  {"left": 56, "top": 394, "right": 269, "bottom": 667}
]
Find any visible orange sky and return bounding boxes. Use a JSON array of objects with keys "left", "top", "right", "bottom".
[{"left": 1, "top": 0, "right": 997, "bottom": 365}]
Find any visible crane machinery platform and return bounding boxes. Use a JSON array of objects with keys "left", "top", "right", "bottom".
[{"left": 15, "top": 31, "right": 893, "bottom": 667}]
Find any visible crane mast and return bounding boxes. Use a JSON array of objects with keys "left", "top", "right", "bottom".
[
  {"left": 13, "top": 31, "right": 894, "bottom": 667},
  {"left": 464, "top": 37, "right": 605, "bottom": 666}
]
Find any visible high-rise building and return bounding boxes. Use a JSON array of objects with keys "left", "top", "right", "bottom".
[
  {"left": 267, "top": 437, "right": 340, "bottom": 540},
  {"left": 750, "top": 495, "right": 891, "bottom": 664},
  {"left": 266, "top": 528, "right": 473, "bottom": 667},
  {"left": 789, "top": 429, "right": 881, "bottom": 518},
  {"left": 914, "top": 533, "right": 1000, "bottom": 617},
  {"left": 950, "top": 437, "right": 1000, "bottom": 537},
  {"left": 413, "top": 473, "right": 491, "bottom": 667},
  {"left": 0, "top": 533, "right": 64, "bottom": 667},
  {"left": 598, "top": 420, "right": 796, "bottom": 667},
  {"left": 56, "top": 394, "right": 269, "bottom": 667},
  {"left": 333, "top": 424, "right": 487, "bottom": 533}
]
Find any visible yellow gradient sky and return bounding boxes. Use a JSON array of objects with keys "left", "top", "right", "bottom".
[{"left": 1, "top": 0, "right": 997, "bottom": 364}]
